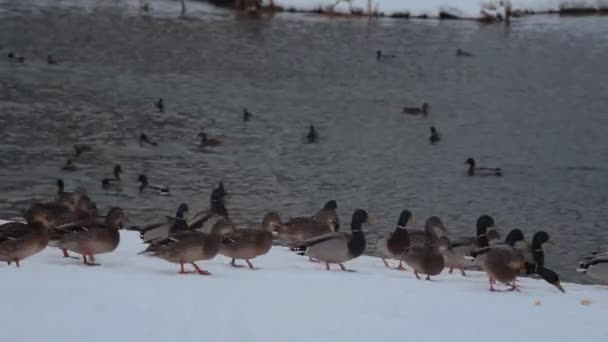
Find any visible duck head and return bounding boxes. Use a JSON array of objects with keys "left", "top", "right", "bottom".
[
  {"left": 323, "top": 200, "right": 338, "bottom": 210},
  {"left": 532, "top": 231, "right": 552, "bottom": 249},
  {"left": 396, "top": 209, "right": 413, "bottom": 228},
  {"left": 424, "top": 216, "right": 446, "bottom": 237},
  {"left": 537, "top": 266, "right": 565, "bottom": 293},
  {"left": 504, "top": 229, "right": 525, "bottom": 246},
  {"left": 351, "top": 209, "right": 369, "bottom": 232},
  {"left": 262, "top": 211, "right": 283, "bottom": 235}
]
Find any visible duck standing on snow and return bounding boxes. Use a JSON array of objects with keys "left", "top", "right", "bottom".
[
  {"left": 443, "top": 215, "right": 500, "bottom": 276},
  {"left": 219, "top": 212, "right": 283, "bottom": 269},
  {"left": 403, "top": 221, "right": 450, "bottom": 280},
  {"left": 137, "top": 203, "right": 190, "bottom": 243},
  {"left": 403, "top": 103, "right": 429, "bottom": 116},
  {"left": 292, "top": 209, "right": 368, "bottom": 271},
  {"left": 102, "top": 165, "right": 122, "bottom": 189},
  {"left": 429, "top": 126, "right": 440, "bottom": 144},
  {"left": 198, "top": 132, "right": 221, "bottom": 147},
  {"left": 138, "top": 174, "right": 170, "bottom": 196},
  {"left": 578, "top": 251, "right": 608, "bottom": 284},
  {"left": 465, "top": 158, "right": 502, "bottom": 176},
  {"left": 456, "top": 49, "right": 473, "bottom": 57},
  {"left": 376, "top": 209, "right": 412, "bottom": 270},
  {"left": 0, "top": 209, "right": 53, "bottom": 267},
  {"left": 55, "top": 207, "right": 127, "bottom": 266}
]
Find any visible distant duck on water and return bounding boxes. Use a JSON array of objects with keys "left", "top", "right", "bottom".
[
  {"left": 429, "top": 126, "right": 440, "bottom": 144},
  {"left": 155, "top": 98, "right": 164, "bottom": 113},
  {"left": 306, "top": 124, "right": 318, "bottom": 144},
  {"left": 138, "top": 174, "right": 170, "bottom": 196},
  {"left": 376, "top": 50, "right": 396, "bottom": 61},
  {"left": 139, "top": 133, "right": 158, "bottom": 147},
  {"left": 403, "top": 103, "right": 429, "bottom": 116},
  {"left": 7, "top": 52, "right": 24, "bottom": 63},
  {"left": 61, "top": 159, "right": 77, "bottom": 172},
  {"left": 456, "top": 49, "right": 473, "bottom": 57},
  {"left": 47, "top": 55, "right": 57, "bottom": 65},
  {"left": 243, "top": 108, "right": 252, "bottom": 122},
  {"left": 102, "top": 165, "right": 122, "bottom": 189},
  {"left": 73, "top": 144, "right": 92, "bottom": 158},
  {"left": 198, "top": 132, "right": 221, "bottom": 147},
  {"left": 465, "top": 158, "right": 502, "bottom": 177}
]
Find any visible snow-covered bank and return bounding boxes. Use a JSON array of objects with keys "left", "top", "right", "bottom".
[
  {"left": 256, "top": 0, "right": 608, "bottom": 19},
  {"left": 2, "top": 219, "right": 607, "bottom": 342}
]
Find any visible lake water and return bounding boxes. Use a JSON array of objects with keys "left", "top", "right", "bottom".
[{"left": 1, "top": 0, "right": 607, "bottom": 282}]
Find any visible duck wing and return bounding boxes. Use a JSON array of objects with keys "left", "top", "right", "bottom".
[{"left": 0, "top": 222, "right": 29, "bottom": 243}]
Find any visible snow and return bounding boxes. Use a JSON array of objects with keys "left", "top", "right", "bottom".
[
  {"left": 2, "top": 219, "right": 608, "bottom": 342},
  {"left": 262, "top": 0, "right": 608, "bottom": 18}
]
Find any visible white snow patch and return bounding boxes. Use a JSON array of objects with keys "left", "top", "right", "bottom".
[{"left": 1, "top": 219, "right": 607, "bottom": 342}]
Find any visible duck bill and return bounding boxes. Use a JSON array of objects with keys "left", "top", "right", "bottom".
[{"left": 555, "top": 281, "right": 565, "bottom": 293}]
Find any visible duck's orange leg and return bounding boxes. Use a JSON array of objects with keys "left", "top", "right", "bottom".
[
  {"left": 395, "top": 260, "right": 407, "bottom": 271},
  {"left": 191, "top": 263, "right": 211, "bottom": 275}
]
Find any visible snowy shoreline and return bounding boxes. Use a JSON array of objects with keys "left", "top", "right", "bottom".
[{"left": 3, "top": 219, "right": 608, "bottom": 342}]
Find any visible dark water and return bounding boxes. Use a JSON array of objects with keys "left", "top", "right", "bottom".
[{"left": 2, "top": 0, "right": 608, "bottom": 282}]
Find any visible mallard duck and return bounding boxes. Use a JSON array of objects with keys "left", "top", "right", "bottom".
[
  {"left": 55, "top": 207, "right": 127, "bottom": 266},
  {"left": 61, "top": 158, "right": 77, "bottom": 171},
  {"left": 137, "top": 203, "right": 191, "bottom": 244},
  {"left": 444, "top": 215, "right": 500, "bottom": 276},
  {"left": 220, "top": 212, "right": 282, "bottom": 269},
  {"left": 102, "top": 165, "right": 122, "bottom": 188},
  {"left": 403, "top": 227, "right": 450, "bottom": 280},
  {"left": 306, "top": 124, "right": 318, "bottom": 144},
  {"left": 292, "top": 209, "right": 368, "bottom": 271},
  {"left": 0, "top": 209, "right": 52, "bottom": 267},
  {"left": 376, "top": 50, "right": 396, "bottom": 61},
  {"left": 189, "top": 182, "right": 231, "bottom": 233},
  {"left": 403, "top": 103, "right": 429, "bottom": 116},
  {"left": 408, "top": 216, "right": 448, "bottom": 249},
  {"left": 139, "top": 219, "right": 234, "bottom": 275},
  {"left": 138, "top": 174, "right": 170, "bottom": 195},
  {"left": 139, "top": 133, "right": 158, "bottom": 146},
  {"left": 456, "top": 49, "right": 473, "bottom": 57},
  {"left": 578, "top": 251, "right": 608, "bottom": 284},
  {"left": 276, "top": 201, "right": 339, "bottom": 251},
  {"left": 7, "top": 52, "right": 25, "bottom": 63},
  {"left": 376, "top": 209, "right": 412, "bottom": 270},
  {"left": 243, "top": 108, "right": 252, "bottom": 122},
  {"left": 198, "top": 132, "right": 221, "bottom": 147},
  {"left": 54, "top": 181, "right": 96, "bottom": 220},
  {"left": 155, "top": 98, "right": 164, "bottom": 113},
  {"left": 465, "top": 158, "right": 502, "bottom": 177},
  {"left": 73, "top": 144, "right": 92, "bottom": 158},
  {"left": 47, "top": 55, "right": 58, "bottom": 65},
  {"left": 429, "top": 126, "right": 440, "bottom": 144}
]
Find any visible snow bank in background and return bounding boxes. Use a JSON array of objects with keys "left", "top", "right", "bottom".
[
  {"left": 261, "top": 0, "right": 608, "bottom": 19},
  {"left": 2, "top": 219, "right": 608, "bottom": 342}
]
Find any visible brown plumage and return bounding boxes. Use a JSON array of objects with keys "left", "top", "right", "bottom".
[
  {"left": 376, "top": 209, "right": 412, "bottom": 269},
  {"left": 0, "top": 210, "right": 53, "bottom": 267},
  {"left": 56, "top": 208, "right": 127, "bottom": 266},
  {"left": 220, "top": 212, "right": 282, "bottom": 269}
]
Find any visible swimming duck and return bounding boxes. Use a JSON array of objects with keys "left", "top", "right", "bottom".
[
  {"left": 243, "top": 108, "right": 252, "bottom": 122},
  {"left": 220, "top": 212, "right": 282, "bottom": 268},
  {"left": 376, "top": 50, "right": 396, "bottom": 61},
  {"left": 102, "top": 165, "right": 122, "bottom": 188},
  {"left": 403, "top": 225, "right": 450, "bottom": 280},
  {"left": 465, "top": 158, "right": 502, "bottom": 177},
  {"left": 155, "top": 98, "right": 164, "bottom": 113},
  {"left": 47, "top": 55, "right": 57, "bottom": 65},
  {"left": 138, "top": 218, "right": 234, "bottom": 275},
  {"left": 403, "top": 103, "right": 430, "bottom": 116},
  {"left": 73, "top": 143, "right": 92, "bottom": 158},
  {"left": 139, "top": 133, "right": 158, "bottom": 146},
  {"left": 429, "top": 126, "right": 440, "bottom": 144},
  {"left": 138, "top": 174, "right": 170, "bottom": 195},
  {"left": 0, "top": 208, "right": 52, "bottom": 267},
  {"left": 7, "top": 52, "right": 25, "bottom": 63},
  {"left": 55, "top": 207, "right": 127, "bottom": 266},
  {"left": 444, "top": 215, "right": 500, "bottom": 276},
  {"left": 578, "top": 251, "right": 608, "bottom": 284},
  {"left": 138, "top": 203, "right": 190, "bottom": 243},
  {"left": 306, "top": 124, "right": 318, "bottom": 144},
  {"left": 292, "top": 209, "right": 368, "bottom": 271},
  {"left": 198, "top": 132, "right": 221, "bottom": 147},
  {"left": 61, "top": 159, "right": 77, "bottom": 171},
  {"left": 456, "top": 49, "right": 473, "bottom": 57},
  {"left": 376, "top": 209, "right": 412, "bottom": 270}
]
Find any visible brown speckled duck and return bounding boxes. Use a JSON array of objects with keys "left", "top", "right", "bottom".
[
  {"left": 220, "top": 212, "right": 282, "bottom": 269},
  {"left": 277, "top": 200, "right": 339, "bottom": 247},
  {"left": 55, "top": 207, "right": 127, "bottom": 266},
  {"left": 376, "top": 209, "right": 412, "bottom": 270},
  {"left": 403, "top": 228, "right": 450, "bottom": 280},
  {"left": 0, "top": 209, "right": 53, "bottom": 267}
]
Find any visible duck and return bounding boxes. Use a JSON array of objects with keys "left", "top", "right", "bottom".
[
  {"left": 403, "top": 225, "right": 450, "bottom": 280},
  {"left": 102, "top": 165, "right": 122, "bottom": 189},
  {"left": 73, "top": 143, "right": 92, "bottom": 158},
  {"left": 429, "top": 126, "right": 440, "bottom": 144},
  {"left": 7, "top": 52, "right": 25, "bottom": 63},
  {"left": 155, "top": 98, "right": 164, "bottom": 113},
  {"left": 138, "top": 174, "right": 170, "bottom": 196},
  {"left": 291, "top": 209, "right": 368, "bottom": 271},
  {"left": 55, "top": 207, "right": 127, "bottom": 266},
  {"left": 376, "top": 50, "right": 396, "bottom": 61},
  {"left": 198, "top": 132, "right": 221, "bottom": 147},
  {"left": 188, "top": 182, "right": 231, "bottom": 233},
  {"left": 54, "top": 180, "right": 96, "bottom": 219},
  {"left": 285, "top": 200, "right": 340, "bottom": 232},
  {"left": 456, "top": 49, "right": 473, "bottom": 57},
  {"left": 47, "top": 55, "right": 58, "bottom": 65},
  {"left": 138, "top": 218, "right": 234, "bottom": 275},
  {"left": 243, "top": 108, "right": 252, "bottom": 122},
  {"left": 376, "top": 209, "right": 412, "bottom": 270},
  {"left": 443, "top": 215, "right": 500, "bottom": 276},
  {"left": 403, "top": 103, "right": 430, "bottom": 116},
  {"left": 578, "top": 251, "right": 608, "bottom": 284},
  {"left": 137, "top": 203, "right": 190, "bottom": 243},
  {"left": 139, "top": 133, "right": 158, "bottom": 146},
  {"left": 277, "top": 201, "right": 340, "bottom": 249},
  {"left": 219, "top": 212, "right": 282, "bottom": 269},
  {"left": 61, "top": 158, "right": 77, "bottom": 171},
  {"left": 465, "top": 158, "right": 502, "bottom": 177},
  {"left": 0, "top": 208, "right": 52, "bottom": 267},
  {"left": 408, "top": 216, "right": 448, "bottom": 249},
  {"left": 306, "top": 124, "right": 318, "bottom": 144}
]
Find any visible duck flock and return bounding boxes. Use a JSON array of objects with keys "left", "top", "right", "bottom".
[{"left": 3, "top": 51, "right": 607, "bottom": 293}]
